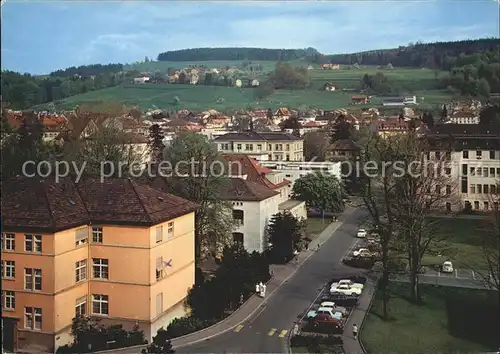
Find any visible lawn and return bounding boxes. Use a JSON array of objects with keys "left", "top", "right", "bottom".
[
  {"left": 361, "top": 283, "right": 499, "bottom": 353},
  {"left": 39, "top": 65, "right": 457, "bottom": 112},
  {"left": 304, "top": 217, "right": 331, "bottom": 240},
  {"left": 421, "top": 217, "right": 491, "bottom": 270}
]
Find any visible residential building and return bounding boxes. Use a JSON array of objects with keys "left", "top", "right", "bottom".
[
  {"left": 351, "top": 95, "right": 371, "bottom": 105},
  {"left": 214, "top": 131, "right": 304, "bottom": 161},
  {"left": 1, "top": 176, "right": 198, "bottom": 352},
  {"left": 426, "top": 124, "right": 500, "bottom": 212},
  {"left": 381, "top": 96, "right": 417, "bottom": 106},
  {"left": 330, "top": 139, "right": 362, "bottom": 158},
  {"left": 259, "top": 160, "right": 342, "bottom": 189}
]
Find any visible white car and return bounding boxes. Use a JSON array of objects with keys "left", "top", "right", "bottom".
[
  {"left": 353, "top": 248, "right": 372, "bottom": 258},
  {"left": 320, "top": 301, "right": 347, "bottom": 315},
  {"left": 441, "top": 261, "right": 454, "bottom": 273},
  {"left": 331, "top": 279, "right": 364, "bottom": 291},
  {"left": 307, "top": 307, "right": 343, "bottom": 320},
  {"left": 356, "top": 228, "right": 367, "bottom": 238},
  {"left": 330, "top": 284, "right": 362, "bottom": 296}
]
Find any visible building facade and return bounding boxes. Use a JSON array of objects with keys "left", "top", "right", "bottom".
[
  {"left": 214, "top": 132, "right": 304, "bottom": 161},
  {"left": 1, "top": 177, "right": 198, "bottom": 353}
]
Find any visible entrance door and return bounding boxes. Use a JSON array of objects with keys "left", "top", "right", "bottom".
[{"left": 2, "top": 317, "right": 18, "bottom": 352}]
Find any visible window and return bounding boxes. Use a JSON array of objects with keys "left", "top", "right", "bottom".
[
  {"left": 167, "top": 222, "right": 174, "bottom": 239},
  {"left": 25, "top": 268, "right": 42, "bottom": 291},
  {"left": 286, "top": 154, "right": 290, "bottom": 161},
  {"left": 25, "top": 234, "right": 42, "bottom": 252},
  {"left": 435, "top": 151, "right": 441, "bottom": 160},
  {"left": 445, "top": 167, "right": 451, "bottom": 175},
  {"left": 425, "top": 152, "right": 430, "bottom": 160},
  {"left": 445, "top": 151, "right": 451, "bottom": 161},
  {"left": 2, "top": 260, "right": 15, "bottom": 279},
  {"left": 463, "top": 150, "right": 469, "bottom": 159},
  {"left": 476, "top": 150, "right": 482, "bottom": 158},
  {"left": 446, "top": 185, "right": 451, "bottom": 195},
  {"left": 474, "top": 201, "right": 480, "bottom": 210},
  {"left": 1, "top": 233, "right": 15, "bottom": 251},
  {"left": 446, "top": 202, "right": 451, "bottom": 212},
  {"left": 477, "top": 168, "right": 482, "bottom": 176},
  {"left": 490, "top": 150, "right": 495, "bottom": 159},
  {"left": 236, "top": 144, "right": 242, "bottom": 150},
  {"left": 461, "top": 177, "right": 468, "bottom": 193},
  {"left": 92, "top": 226, "right": 103, "bottom": 243},
  {"left": 2, "top": 291, "right": 15, "bottom": 310},
  {"left": 245, "top": 144, "right": 253, "bottom": 151},
  {"left": 75, "top": 228, "right": 88, "bottom": 247},
  {"left": 497, "top": 168, "right": 500, "bottom": 176},
  {"left": 75, "top": 296, "right": 87, "bottom": 317},
  {"left": 232, "top": 210, "right": 244, "bottom": 226},
  {"left": 286, "top": 144, "right": 290, "bottom": 151},
  {"left": 491, "top": 168, "right": 496, "bottom": 177},
  {"left": 484, "top": 202, "right": 489, "bottom": 210},
  {"left": 75, "top": 260, "right": 87, "bottom": 282},
  {"left": 156, "top": 226, "right": 163, "bottom": 243},
  {"left": 470, "top": 167, "right": 475, "bottom": 176},
  {"left": 25, "top": 307, "right": 42, "bottom": 330},
  {"left": 483, "top": 168, "right": 489, "bottom": 177},
  {"left": 462, "top": 164, "right": 468, "bottom": 176},
  {"left": 156, "top": 293, "right": 163, "bottom": 317},
  {"left": 257, "top": 144, "right": 262, "bottom": 151},
  {"left": 477, "top": 184, "right": 482, "bottom": 194},
  {"left": 93, "top": 259, "right": 109, "bottom": 279},
  {"left": 232, "top": 232, "right": 244, "bottom": 245},
  {"left": 268, "top": 144, "right": 272, "bottom": 150},
  {"left": 92, "top": 294, "right": 109, "bottom": 315},
  {"left": 484, "top": 185, "right": 489, "bottom": 194},
  {"left": 435, "top": 185, "right": 441, "bottom": 195},
  {"left": 470, "top": 184, "right": 476, "bottom": 194},
  {"left": 268, "top": 154, "right": 272, "bottom": 160},
  {"left": 156, "top": 257, "right": 163, "bottom": 280}
]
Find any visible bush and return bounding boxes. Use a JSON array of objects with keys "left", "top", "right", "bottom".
[
  {"left": 164, "top": 316, "right": 213, "bottom": 339},
  {"left": 143, "top": 328, "right": 175, "bottom": 353},
  {"left": 290, "top": 334, "right": 343, "bottom": 347},
  {"left": 342, "top": 257, "right": 374, "bottom": 269}
]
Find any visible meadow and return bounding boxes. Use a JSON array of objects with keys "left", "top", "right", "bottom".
[{"left": 43, "top": 62, "right": 453, "bottom": 112}]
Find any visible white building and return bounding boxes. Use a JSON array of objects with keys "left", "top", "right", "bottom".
[
  {"left": 427, "top": 124, "right": 500, "bottom": 212},
  {"left": 133, "top": 77, "right": 150, "bottom": 84},
  {"left": 259, "top": 160, "right": 343, "bottom": 189}
]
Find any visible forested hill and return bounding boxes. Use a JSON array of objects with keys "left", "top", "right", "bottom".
[
  {"left": 326, "top": 38, "right": 499, "bottom": 69},
  {"left": 157, "top": 47, "right": 320, "bottom": 61}
]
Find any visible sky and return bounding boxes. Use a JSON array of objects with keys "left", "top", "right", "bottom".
[{"left": 1, "top": 0, "right": 499, "bottom": 75}]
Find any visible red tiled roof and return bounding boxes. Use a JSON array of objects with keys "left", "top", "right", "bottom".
[{"left": 1, "top": 176, "right": 198, "bottom": 232}]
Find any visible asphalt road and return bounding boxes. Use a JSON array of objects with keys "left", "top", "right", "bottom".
[{"left": 177, "top": 208, "right": 368, "bottom": 353}]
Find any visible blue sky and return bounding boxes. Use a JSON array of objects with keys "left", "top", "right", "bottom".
[{"left": 2, "top": 0, "right": 499, "bottom": 74}]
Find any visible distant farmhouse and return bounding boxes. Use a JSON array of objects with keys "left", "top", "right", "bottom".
[{"left": 381, "top": 95, "right": 417, "bottom": 106}]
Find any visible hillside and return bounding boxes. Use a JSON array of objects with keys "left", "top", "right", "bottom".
[{"left": 157, "top": 47, "right": 319, "bottom": 62}]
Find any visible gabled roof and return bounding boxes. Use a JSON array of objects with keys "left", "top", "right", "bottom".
[
  {"left": 1, "top": 176, "right": 198, "bottom": 232},
  {"left": 213, "top": 131, "right": 301, "bottom": 141},
  {"left": 331, "top": 139, "right": 362, "bottom": 151}
]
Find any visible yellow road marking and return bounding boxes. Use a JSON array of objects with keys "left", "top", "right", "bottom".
[
  {"left": 268, "top": 328, "right": 277, "bottom": 336},
  {"left": 278, "top": 329, "right": 288, "bottom": 338},
  {"left": 234, "top": 325, "right": 244, "bottom": 332}
]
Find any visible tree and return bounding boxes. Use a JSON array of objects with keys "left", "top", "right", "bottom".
[
  {"left": 440, "top": 104, "right": 448, "bottom": 121},
  {"left": 254, "top": 80, "right": 274, "bottom": 99},
  {"left": 303, "top": 131, "right": 330, "bottom": 161},
  {"left": 266, "top": 108, "right": 273, "bottom": 120},
  {"left": 162, "top": 132, "right": 234, "bottom": 260},
  {"left": 143, "top": 328, "right": 175, "bottom": 353},
  {"left": 267, "top": 212, "right": 305, "bottom": 263},
  {"left": 149, "top": 124, "right": 165, "bottom": 163},
  {"left": 422, "top": 111, "right": 435, "bottom": 127},
  {"left": 479, "top": 104, "right": 500, "bottom": 127},
  {"left": 478, "top": 78, "right": 491, "bottom": 98},
  {"left": 331, "top": 115, "right": 354, "bottom": 142},
  {"left": 268, "top": 62, "right": 310, "bottom": 89},
  {"left": 292, "top": 173, "right": 345, "bottom": 219}
]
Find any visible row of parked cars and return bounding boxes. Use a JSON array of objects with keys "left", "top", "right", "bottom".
[{"left": 300, "top": 277, "right": 366, "bottom": 335}]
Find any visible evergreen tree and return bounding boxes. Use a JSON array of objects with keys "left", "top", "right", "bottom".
[{"left": 148, "top": 124, "right": 165, "bottom": 163}]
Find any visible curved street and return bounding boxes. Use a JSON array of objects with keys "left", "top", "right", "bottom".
[{"left": 177, "top": 208, "right": 368, "bottom": 353}]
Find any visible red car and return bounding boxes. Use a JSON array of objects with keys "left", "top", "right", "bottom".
[{"left": 312, "top": 314, "right": 343, "bottom": 329}]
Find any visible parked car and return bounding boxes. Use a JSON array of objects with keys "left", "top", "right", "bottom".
[
  {"left": 320, "top": 301, "right": 347, "bottom": 315},
  {"left": 312, "top": 313, "right": 343, "bottom": 331},
  {"left": 441, "top": 261, "right": 454, "bottom": 273},
  {"left": 307, "top": 307, "right": 343, "bottom": 320},
  {"left": 353, "top": 248, "right": 372, "bottom": 258},
  {"left": 330, "top": 284, "right": 362, "bottom": 296},
  {"left": 331, "top": 279, "right": 364, "bottom": 291},
  {"left": 356, "top": 228, "right": 367, "bottom": 238},
  {"left": 322, "top": 293, "right": 359, "bottom": 307}
]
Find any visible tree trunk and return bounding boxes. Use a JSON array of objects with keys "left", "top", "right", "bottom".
[{"left": 409, "top": 237, "right": 422, "bottom": 303}]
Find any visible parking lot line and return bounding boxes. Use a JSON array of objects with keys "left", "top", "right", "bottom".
[
  {"left": 268, "top": 328, "right": 277, "bottom": 336},
  {"left": 234, "top": 325, "right": 244, "bottom": 333},
  {"left": 278, "top": 329, "right": 288, "bottom": 338},
  {"left": 472, "top": 270, "right": 475, "bottom": 280}
]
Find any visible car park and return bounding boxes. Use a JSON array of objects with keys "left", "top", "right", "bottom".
[
  {"left": 356, "top": 228, "right": 367, "bottom": 238},
  {"left": 330, "top": 283, "right": 362, "bottom": 296},
  {"left": 441, "top": 261, "right": 454, "bottom": 273}
]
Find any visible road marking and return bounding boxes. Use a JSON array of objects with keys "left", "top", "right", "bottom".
[
  {"left": 472, "top": 270, "right": 475, "bottom": 280},
  {"left": 234, "top": 325, "right": 244, "bottom": 333},
  {"left": 278, "top": 329, "right": 288, "bottom": 338},
  {"left": 455, "top": 269, "right": 458, "bottom": 278},
  {"left": 268, "top": 328, "right": 277, "bottom": 336}
]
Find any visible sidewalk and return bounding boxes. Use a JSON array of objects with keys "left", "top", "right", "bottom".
[{"left": 342, "top": 274, "right": 378, "bottom": 354}]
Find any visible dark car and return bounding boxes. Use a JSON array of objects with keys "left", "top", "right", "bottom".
[
  {"left": 312, "top": 314, "right": 344, "bottom": 334},
  {"left": 322, "top": 293, "right": 359, "bottom": 307}
]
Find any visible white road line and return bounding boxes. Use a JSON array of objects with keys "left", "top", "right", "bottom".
[
  {"left": 472, "top": 270, "right": 475, "bottom": 280},
  {"left": 455, "top": 269, "right": 458, "bottom": 278}
]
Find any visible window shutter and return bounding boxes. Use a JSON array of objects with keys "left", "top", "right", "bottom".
[
  {"left": 75, "top": 228, "right": 88, "bottom": 241},
  {"left": 156, "top": 257, "right": 163, "bottom": 270},
  {"left": 156, "top": 226, "right": 163, "bottom": 239}
]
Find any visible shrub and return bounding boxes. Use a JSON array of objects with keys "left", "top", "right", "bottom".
[
  {"left": 290, "top": 334, "right": 343, "bottom": 347},
  {"left": 165, "top": 316, "right": 212, "bottom": 339},
  {"left": 342, "top": 257, "right": 374, "bottom": 269},
  {"left": 143, "top": 328, "right": 175, "bottom": 353}
]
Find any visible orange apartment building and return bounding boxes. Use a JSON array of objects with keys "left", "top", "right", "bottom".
[{"left": 1, "top": 176, "right": 198, "bottom": 353}]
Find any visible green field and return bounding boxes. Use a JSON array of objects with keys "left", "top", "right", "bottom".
[{"left": 42, "top": 64, "right": 454, "bottom": 112}]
